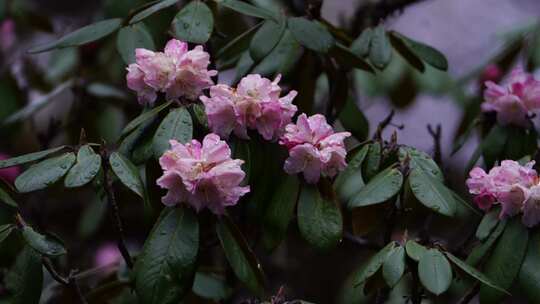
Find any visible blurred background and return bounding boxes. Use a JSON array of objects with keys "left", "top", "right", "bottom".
[{"left": 0, "top": 0, "right": 539, "bottom": 303}]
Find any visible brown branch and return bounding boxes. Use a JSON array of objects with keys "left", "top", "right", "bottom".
[
  {"left": 373, "top": 110, "right": 404, "bottom": 140},
  {"left": 427, "top": 123, "right": 442, "bottom": 165},
  {"left": 42, "top": 257, "right": 87, "bottom": 304},
  {"left": 101, "top": 152, "right": 134, "bottom": 269}
]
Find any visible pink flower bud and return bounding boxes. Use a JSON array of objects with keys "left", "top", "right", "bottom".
[
  {"left": 156, "top": 134, "right": 250, "bottom": 214},
  {"left": 0, "top": 153, "right": 20, "bottom": 184}
]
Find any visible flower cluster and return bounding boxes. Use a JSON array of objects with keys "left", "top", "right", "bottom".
[
  {"left": 157, "top": 134, "right": 250, "bottom": 215},
  {"left": 482, "top": 68, "right": 540, "bottom": 127},
  {"left": 279, "top": 114, "right": 351, "bottom": 184},
  {"left": 467, "top": 160, "right": 540, "bottom": 227},
  {"left": 126, "top": 39, "right": 217, "bottom": 105},
  {"left": 200, "top": 74, "right": 298, "bottom": 141}
]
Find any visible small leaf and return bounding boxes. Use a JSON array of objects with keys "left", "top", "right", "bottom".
[
  {"left": 5, "top": 246, "right": 43, "bottom": 304},
  {"left": 444, "top": 251, "right": 508, "bottom": 294},
  {"left": 134, "top": 207, "right": 199, "bottom": 304},
  {"left": 389, "top": 31, "right": 448, "bottom": 71},
  {"left": 297, "top": 183, "right": 343, "bottom": 251},
  {"left": 121, "top": 101, "right": 172, "bottom": 137},
  {"left": 216, "top": 23, "right": 262, "bottom": 61},
  {"left": 217, "top": 216, "right": 265, "bottom": 296},
  {"left": 29, "top": 19, "right": 123, "bottom": 53},
  {"left": 354, "top": 242, "right": 395, "bottom": 286},
  {"left": 334, "top": 145, "right": 369, "bottom": 203},
  {"left": 152, "top": 108, "right": 193, "bottom": 159},
  {"left": 518, "top": 230, "right": 540, "bottom": 302},
  {"left": 0, "top": 146, "right": 66, "bottom": 169},
  {"left": 405, "top": 240, "right": 428, "bottom": 262},
  {"left": 130, "top": 0, "right": 178, "bottom": 24},
  {"left": 288, "top": 17, "right": 335, "bottom": 53},
  {"left": 217, "top": 0, "right": 276, "bottom": 20},
  {"left": 0, "top": 186, "right": 17, "bottom": 208},
  {"left": 109, "top": 152, "right": 145, "bottom": 198},
  {"left": 362, "top": 143, "right": 381, "bottom": 181},
  {"left": 479, "top": 218, "right": 528, "bottom": 303},
  {"left": 192, "top": 272, "right": 232, "bottom": 301},
  {"left": 369, "top": 25, "right": 392, "bottom": 69},
  {"left": 262, "top": 174, "right": 299, "bottom": 250},
  {"left": 15, "top": 153, "right": 76, "bottom": 193},
  {"left": 0, "top": 224, "right": 14, "bottom": 244},
  {"left": 408, "top": 168, "right": 456, "bottom": 216},
  {"left": 64, "top": 145, "right": 102, "bottom": 188},
  {"left": 251, "top": 29, "right": 303, "bottom": 77},
  {"left": 351, "top": 28, "right": 373, "bottom": 57},
  {"left": 348, "top": 167, "right": 403, "bottom": 208},
  {"left": 338, "top": 97, "right": 370, "bottom": 141},
  {"left": 172, "top": 1, "right": 214, "bottom": 44},
  {"left": 388, "top": 31, "right": 425, "bottom": 72},
  {"left": 383, "top": 246, "right": 406, "bottom": 287},
  {"left": 329, "top": 43, "right": 374, "bottom": 72},
  {"left": 418, "top": 249, "right": 452, "bottom": 295},
  {"left": 467, "top": 220, "right": 506, "bottom": 266},
  {"left": 475, "top": 208, "right": 500, "bottom": 241},
  {"left": 249, "top": 18, "right": 286, "bottom": 62},
  {"left": 22, "top": 226, "right": 66, "bottom": 256},
  {"left": 116, "top": 23, "right": 155, "bottom": 64},
  {"left": 398, "top": 146, "right": 443, "bottom": 180}
]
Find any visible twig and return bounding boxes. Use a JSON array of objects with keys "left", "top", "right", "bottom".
[
  {"left": 373, "top": 110, "right": 403, "bottom": 140},
  {"left": 42, "top": 257, "right": 88, "bottom": 304},
  {"left": 427, "top": 124, "right": 442, "bottom": 165},
  {"left": 101, "top": 152, "right": 134, "bottom": 269},
  {"left": 457, "top": 282, "right": 480, "bottom": 304}
]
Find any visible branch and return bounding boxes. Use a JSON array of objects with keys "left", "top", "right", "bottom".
[
  {"left": 373, "top": 110, "right": 404, "bottom": 140},
  {"left": 457, "top": 282, "right": 480, "bottom": 304},
  {"left": 42, "top": 257, "right": 88, "bottom": 304},
  {"left": 343, "top": 232, "right": 382, "bottom": 250},
  {"left": 427, "top": 123, "right": 442, "bottom": 165},
  {"left": 101, "top": 152, "right": 134, "bottom": 269},
  {"left": 351, "top": 0, "right": 429, "bottom": 34}
]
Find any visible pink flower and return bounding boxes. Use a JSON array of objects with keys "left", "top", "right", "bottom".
[
  {"left": 0, "top": 153, "right": 20, "bottom": 184},
  {"left": 482, "top": 68, "right": 540, "bottom": 127},
  {"left": 200, "top": 74, "right": 297, "bottom": 141},
  {"left": 156, "top": 134, "right": 250, "bottom": 214},
  {"left": 279, "top": 114, "right": 350, "bottom": 184},
  {"left": 480, "top": 64, "right": 502, "bottom": 84},
  {"left": 94, "top": 243, "right": 121, "bottom": 268},
  {"left": 126, "top": 39, "right": 216, "bottom": 105}
]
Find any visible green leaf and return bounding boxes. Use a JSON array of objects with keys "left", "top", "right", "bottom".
[
  {"left": 152, "top": 108, "right": 193, "bottom": 159},
  {"left": 29, "top": 19, "right": 123, "bottom": 53},
  {"left": 334, "top": 145, "right": 369, "bottom": 203},
  {"left": 217, "top": 216, "right": 265, "bottom": 296},
  {"left": 467, "top": 220, "right": 506, "bottom": 266},
  {"left": 216, "top": 23, "right": 262, "bottom": 61},
  {"left": 388, "top": 31, "right": 425, "bottom": 72},
  {"left": 348, "top": 167, "right": 403, "bottom": 208},
  {"left": 116, "top": 23, "right": 155, "bottom": 64},
  {"left": 172, "top": 1, "right": 214, "bottom": 44},
  {"left": 288, "top": 17, "right": 335, "bottom": 53},
  {"left": 351, "top": 28, "right": 373, "bottom": 57},
  {"left": 405, "top": 240, "right": 428, "bottom": 262},
  {"left": 217, "top": 0, "right": 276, "bottom": 20},
  {"left": 5, "top": 246, "right": 43, "bottom": 304},
  {"left": 398, "top": 146, "right": 443, "bottom": 180},
  {"left": 192, "top": 272, "right": 232, "bottom": 301},
  {"left": 130, "top": 0, "right": 178, "bottom": 24},
  {"left": 418, "top": 249, "right": 452, "bottom": 295},
  {"left": 369, "top": 25, "right": 392, "bottom": 69},
  {"left": 339, "top": 98, "right": 370, "bottom": 141},
  {"left": 64, "top": 145, "right": 102, "bottom": 188},
  {"left": 109, "top": 152, "right": 145, "bottom": 198},
  {"left": 262, "top": 174, "right": 299, "bottom": 250},
  {"left": 389, "top": 31, "right": 448, "bottom": 71},
  {"left": 251, "top": 29, "right": 303, "bottom": 77},
  {"left": 408, "top": 168, "right": 456, "bottom": 216},
  {"left": 22, "top": 226, "right": 66, "bottom": 256},
  {"left": 353, "top": 242, "right": 395, "bottom": 285},
  {"left": 479, "top": 218, "right": 528, "bottom": 303},
  {"left": 0, "top": 224, "right": 14, "bottom": 244},
  {"left": 15, "top": 153, "right": 76, "bottom": 193},
  {"left": 329, "top": 43, "right": 374, "bottom": 72},
  {"left": 475, "top": 208, "right": 500, "bottom": 241},
  {"left": 362, "top": 143, "right": 381, "bottom": 181},
  {"left": 0, "top": 186, "right": 17, "bottom": 208},
  {"left": 0, "top": 146, "right": 66, "bottom": 169},
  {"left": 481, "top": 125, "right": 509, "bottom": 168},
  {"left": 134, "top": 207, "right": 199, "bottom": 304},
  {"left": 518, "top": 230, "right": 540, "bottom": 302},
  {"left": 121, "top": 101, "right": 172, "bottom": 137},
  {"left": 383, "top": 245, "right": 406, "bottom": 287},
  {"left": 297, "top": 183, "right": 343, "bottom": 251},
  {"left": 444, "top": 252, "right": 508, "bottom": 294},
  {"left": 249, "top": 18, "right": 286, "bottom": 62}
]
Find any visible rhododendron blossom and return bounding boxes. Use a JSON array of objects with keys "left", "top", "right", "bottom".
[
  {"left": 200, "top": 74, "right": 298, "bottom": 141},
  {"left": 467, "top": 160, "right": 540, "bottom": 227},
  {"left": 279, "top": 114, "right": 351, "bottom": 184},
  {"left": 156, "top": 134, "right": 249, "bottom": 215},
  {"left": 482, "top": 68, "right": 540, "bottom": 126},
  {"left": 126, "top": 39, "right": 217, "bottom": 105}
]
